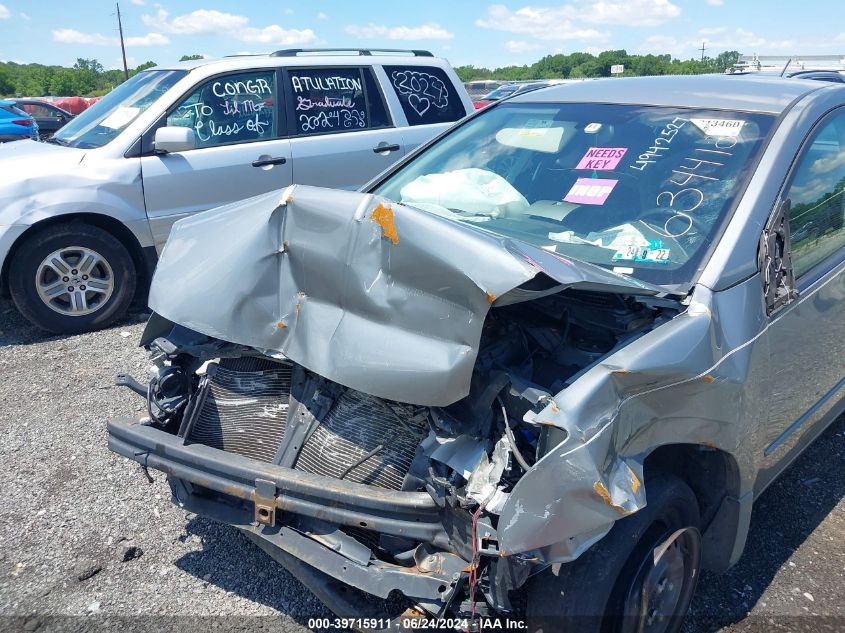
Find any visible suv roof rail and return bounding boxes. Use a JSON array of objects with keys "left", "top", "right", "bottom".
[{"left": 270, "top": 48, "right": 433, "bottom": 58}]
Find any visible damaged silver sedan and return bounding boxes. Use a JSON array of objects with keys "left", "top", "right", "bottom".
[{"left": 108, "top": 75, "right": 845, "bottom": 631}]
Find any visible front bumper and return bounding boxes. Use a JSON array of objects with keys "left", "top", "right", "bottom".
[{"left": 108, "top": 418, "right": 472, "bottom": 615}]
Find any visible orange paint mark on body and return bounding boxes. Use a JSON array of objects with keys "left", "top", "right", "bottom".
[
  {"left": 371, "top": 203, "right": 399, "bottom": 245},
  {"left": 629, "top": 466, "right": 641, "bottom": 494},
  {"left": 594, "top": 482, "right": 613, "bottom": 505}
]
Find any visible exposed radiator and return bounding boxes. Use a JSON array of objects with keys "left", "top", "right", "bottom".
[
  {"left": 294, "top": 389, "right": 426, "bottom": 490},
  {"left": 186, "top": 356, "right": 292, "bottom": 462}
]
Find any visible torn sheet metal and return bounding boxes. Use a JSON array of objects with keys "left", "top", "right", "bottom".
[
  {"left": 425, "top": 434, "right": 487, "bottom": 480},
  {"left": 498, "top": 275, "right": 774, "bottom": 561},
  {"left": 466, "top": 436, "right": 510, "bottom": 506},
  {"left": 148, "top": 185, "right": 661, "bottom": 406}
]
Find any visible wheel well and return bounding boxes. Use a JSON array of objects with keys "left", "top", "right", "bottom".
[
  {"left": 1, "top": 213, "right": 152, "bottom": 302},
  {"left": 643, "top": 443, "right": 742, "bottom": 571}
]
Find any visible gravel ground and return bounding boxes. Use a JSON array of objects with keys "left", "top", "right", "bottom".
[{"left": 0, "top": 298, "right": 843, "bottom": 633}]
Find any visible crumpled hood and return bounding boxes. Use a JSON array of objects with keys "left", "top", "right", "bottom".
[{"left": 149, "top": 185, "right": 661, "bottom": 406}]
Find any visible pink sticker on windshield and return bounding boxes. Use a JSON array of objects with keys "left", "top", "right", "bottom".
[
  {"left": 564, "top": 178, "right": 618, "bottom": 205},
  {"left": 575, "top": 147, "right": 628, "bottom": 170}
]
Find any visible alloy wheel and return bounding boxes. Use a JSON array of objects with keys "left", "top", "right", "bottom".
[{"left": 35, "top": 246, "right": 115, "bottom": 316}]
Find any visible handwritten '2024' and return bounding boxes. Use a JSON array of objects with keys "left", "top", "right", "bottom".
[{"left": 390, "top": 71, "right": 449, "bottom": 117}]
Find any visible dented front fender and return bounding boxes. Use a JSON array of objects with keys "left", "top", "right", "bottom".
[{"left": 500, "top": 278, "right": 768, "bottom": 560}]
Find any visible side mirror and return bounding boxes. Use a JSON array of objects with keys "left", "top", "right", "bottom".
[
  {"left": 154, "top": 126, "right": 196, "bottom": 154},
  {"left": 758, "top": 198, "right": 797, "bottom": 315}
]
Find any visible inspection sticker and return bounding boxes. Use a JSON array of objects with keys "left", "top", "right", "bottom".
[
  {"left": 563, "top": 178, "right": 618, "bottom": 205},
  {"left": 690, "top": 118, "right": 745, "bottom": 137},
  {"left": 575, "top": 147, "right": 628, "bottom": 170},
  {"left": 613, "top": 240, "right": 671, "bottom": 264}
]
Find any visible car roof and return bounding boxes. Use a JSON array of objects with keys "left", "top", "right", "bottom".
[
  {"left": 512, "top": 74, "right": 835, "bottom": 114},
  {"left": 151, "top": 49, "right": 449, "bottom": 72}
]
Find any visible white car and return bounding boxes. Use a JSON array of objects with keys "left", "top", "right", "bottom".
[{"left": 0, "top": 48, "right": 472, "bottom": 333}]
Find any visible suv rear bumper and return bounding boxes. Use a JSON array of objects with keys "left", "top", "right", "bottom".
[{"left": 107, "top": 418, "right": 470, "bottom": 613}]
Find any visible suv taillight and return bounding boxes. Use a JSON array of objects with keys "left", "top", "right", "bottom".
[{"left": 13, "top": 119, "right": 33, "bottom": 126}]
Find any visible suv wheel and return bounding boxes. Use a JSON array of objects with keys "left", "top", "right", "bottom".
[
  {"left": 9, "top": 223, "right": 136, "bottom": 334},
  {"left": 526, "top": 474, "right": 702, "bottom": 633}
]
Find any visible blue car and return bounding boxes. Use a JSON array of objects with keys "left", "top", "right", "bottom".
[{"left": 0, "top": 100, "right": 39, "bottom": 142}]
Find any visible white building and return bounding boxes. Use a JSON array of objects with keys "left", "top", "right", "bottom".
[{"left": 737, "top": 54, "right": 845, "bottom": 72}]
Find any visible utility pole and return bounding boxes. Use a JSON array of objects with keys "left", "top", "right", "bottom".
[
  {"left": 117, "top": 2, "right": 129, "bottom": 81},
  {"left": 699, "top": 41, "right": 707, "bottom": 62}
]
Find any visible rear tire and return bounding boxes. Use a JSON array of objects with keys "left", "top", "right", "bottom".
[
  {"left": 9, "top": 223, "right": 136, "bottom": 334},
  {"left": 526, "top": 474, "right": 701, "bottom": 633}
]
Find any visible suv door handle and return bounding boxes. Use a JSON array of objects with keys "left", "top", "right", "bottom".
[
  {"left": 373, "top": 143, "right": 401, "bottom": 154},
  {"left": 252, "top": 156, "right": 287, "bottom": 167}
]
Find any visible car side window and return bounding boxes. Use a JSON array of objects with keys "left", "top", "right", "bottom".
[
  {"left": 166, "top": 70, "right": 277, "bottom": 149},
  {"left": 21, "top": 104, "right": 52, "bottom": 117},
  {"left": 288, "top": 67, "right": 388, "bottom": 136},
  {"left": 383, "top": 65, "right": 465, "bottom": 126},
  {"left": 782, "top": 110, "right": 845, "bottom": 278}
]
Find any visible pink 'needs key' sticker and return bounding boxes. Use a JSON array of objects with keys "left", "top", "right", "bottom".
[
  {"left": 563, "top": 178, "right": 618, "bottom": 205},
  {"left": 575, "top": 147, "right": 628, "bottom": 170}
]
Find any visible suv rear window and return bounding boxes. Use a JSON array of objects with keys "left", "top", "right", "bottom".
[
  {"left": 288, "top": 67, "right": 389, "bottom": 136},
  {"left": 384, "top": 65, "right": 465, "bottom": 126}
]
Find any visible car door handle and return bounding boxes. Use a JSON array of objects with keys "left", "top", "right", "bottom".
[
  {"left": 251, "top": 156, "right": 287, "bottom": 167},
  {"left": 373, "top": 143, "right": 401, "bottom": 154}
]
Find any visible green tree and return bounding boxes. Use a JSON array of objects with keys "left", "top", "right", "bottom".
[
  {"left": 179, "top": 54, "right": 204, "bottom": 61},
  {"left": 0, "top": 64, "right": 13, "bottom": 95},
  {"left": 70, "top": 57, "right": 102, "bottom": 94},
  {"left": 455, "top": 65, "right": 492, "bottom": 82},
  {"left": 714, "top": 50, "right": 741, "bottom": 73},
  {"left": 131, "top": 61, "right": 157, "bottom": 76},
  {"left": 16, "top": 65, "right": 54, "bottom": 96},
  {"left": 49, "top": 68, "right": 81, "bottom": 96}
]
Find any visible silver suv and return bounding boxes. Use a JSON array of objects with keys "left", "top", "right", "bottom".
[{"left": 0, "top": 49, "right": 472, "bottom": 333}]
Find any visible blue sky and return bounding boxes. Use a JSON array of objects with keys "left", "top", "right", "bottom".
[{"left": 0, "top": 0, "right": 843, "bottom": 70}]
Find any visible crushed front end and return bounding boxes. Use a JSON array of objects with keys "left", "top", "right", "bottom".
[{"left": 107, "top": 186, "right": 678, "bottom": 622}]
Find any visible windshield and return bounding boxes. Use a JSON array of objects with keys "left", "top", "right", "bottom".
[
  {"left": 53, "top": 70, "right": 186, "bottom": 149},
  {"left": 374, "top": 102, "right": 774, "bottom": 287}
]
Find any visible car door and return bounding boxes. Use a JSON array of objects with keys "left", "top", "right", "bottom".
[
  {"left": 381, "top": 64, "right": 470, "bottom": 153},
  {"left": 285, "top": 66, "right": 404, "bottom": 190},
  {"left": 757, "top": 107, "right": 845, "bottom": 488},
  {"left": 140, "top": 69, "right": 292, "bottom": 248}
]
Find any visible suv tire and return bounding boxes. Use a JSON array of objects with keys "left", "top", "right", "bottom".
[
  {"left": 9, "top": 223, "right": 136, "bottom": 334},
  {"left": 526, "top": 474, "right": 702, "bottom": 633}
]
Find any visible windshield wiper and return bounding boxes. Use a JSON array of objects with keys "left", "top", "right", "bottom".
[{"left": 44, "top": 137, "right": 70, "bottom": 147}]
